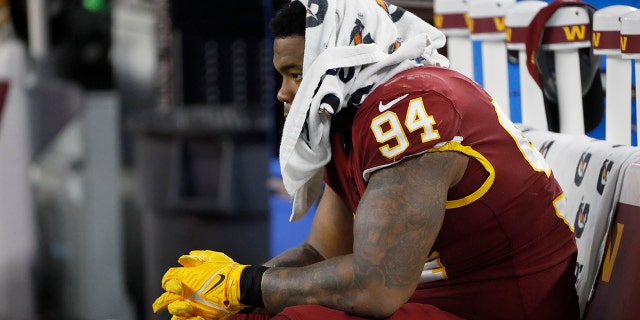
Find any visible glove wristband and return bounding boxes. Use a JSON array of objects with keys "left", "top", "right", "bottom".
[{"left": 239, "top": 265, "right": 269, "bottom": 308}]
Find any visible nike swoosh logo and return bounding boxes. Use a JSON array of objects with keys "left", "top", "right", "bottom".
[
  {"left": 378, "top": 94, "right": 409, "bottom": 112},
  {"left": 203, "top": 274, "right": 226, "bottom": 295}
]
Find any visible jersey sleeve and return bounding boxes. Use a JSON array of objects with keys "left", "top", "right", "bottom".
[{"left": 351, "top": 89, "right": 462, "bottom": 181}]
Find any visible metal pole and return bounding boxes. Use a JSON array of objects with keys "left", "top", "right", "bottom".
[{"left": 26, "top": 0, "right": 48, "bottom": 63}]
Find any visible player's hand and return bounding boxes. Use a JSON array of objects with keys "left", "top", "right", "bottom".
[{"left": 152, "top": 250, "right": 249, "bottom": 320}]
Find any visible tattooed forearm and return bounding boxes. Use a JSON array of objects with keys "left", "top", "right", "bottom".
[
  {"left": 355, "top": 153, "right": 451, "bottom": 288},
  {"left": 260, "top": 152, "right": 463, "bottom": 318},
  {"left": 263, "top": 242, "right": 325, "bottom": 267},
  {"left": 262, "top": 255, "right": 364, "bottom": 314},
  {"left": 262, "top": 242, "right": 420, "bottom": 317}
]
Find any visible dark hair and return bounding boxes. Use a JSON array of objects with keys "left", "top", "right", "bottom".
[{"left": 269, "top": 1, "right": 306, "bottom": 38}]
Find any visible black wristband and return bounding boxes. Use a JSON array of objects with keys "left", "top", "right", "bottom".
[{"left": 239, "top": 265, "right": 269, "bottom": 308}]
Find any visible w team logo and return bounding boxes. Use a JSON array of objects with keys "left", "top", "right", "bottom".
[
  {"left": 574, "top": 152, "right": 592, "bottom": 186},
  {"left": 538, "top": 140, "right": 554, "bottom": 158},
  {"left": 575, "top": 261, "right": 584, "bottom": 279},
  {"left": 350, "top": 19, "right": 373, "bottom": 45},
  {"left": 596, "top": 159, "right": 614, "bottom": 195},
  {"left": 305, "top": 0, "right": 328, "bottom": 28},
  {"left": 574, "top": 198, "right": 590, "bottom": 239}
]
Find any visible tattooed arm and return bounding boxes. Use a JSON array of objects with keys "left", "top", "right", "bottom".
[
  {"left": 261, "top": 151, "right": 468, "bottom": 318},
  {"left": 263, "top": 184, "right": 355, "bottom": 268}
]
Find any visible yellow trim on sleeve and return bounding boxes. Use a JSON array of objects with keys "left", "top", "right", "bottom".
[
  {"left": 427, "top": 141, "right": 496, "bottom": 209},
  {"left": 553, "top": 193, "right": 575, "bottom": 232}
]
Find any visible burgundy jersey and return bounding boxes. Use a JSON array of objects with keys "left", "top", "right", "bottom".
[{"left": 324, "top": 66, "right": 579, "bottom": 319}]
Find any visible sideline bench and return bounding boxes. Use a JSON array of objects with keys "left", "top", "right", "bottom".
[{"left": 521, "top": 126, "right": 640, "bottom": 319}]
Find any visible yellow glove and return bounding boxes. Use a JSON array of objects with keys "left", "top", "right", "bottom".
[{"left": 152, "top": 251, "right": 250, "bottom": 320}]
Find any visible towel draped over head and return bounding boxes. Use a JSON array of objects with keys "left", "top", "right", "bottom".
[{"left": 279, "top": 0, "right": 450, "bottom": 222}]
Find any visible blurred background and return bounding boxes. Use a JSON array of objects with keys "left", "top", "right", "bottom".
[
  {"left": 0, "top": 0, "right": 636, "bottom": 319},
  {"left": 2, "top": 0, "right": 294, "bottom": 319}
]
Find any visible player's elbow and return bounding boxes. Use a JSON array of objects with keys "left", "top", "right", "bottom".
[{"left": 351, "top": 286, "right": 413, "bottom": 318}]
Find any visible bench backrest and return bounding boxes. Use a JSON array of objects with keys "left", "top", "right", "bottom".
[{"left": 521, "top": 126, "right": 640, "bottom": 318}]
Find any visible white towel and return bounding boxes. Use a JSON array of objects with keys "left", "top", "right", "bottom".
[{"left": 279, "top": 0, "right": 450, "bottom": 222}]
